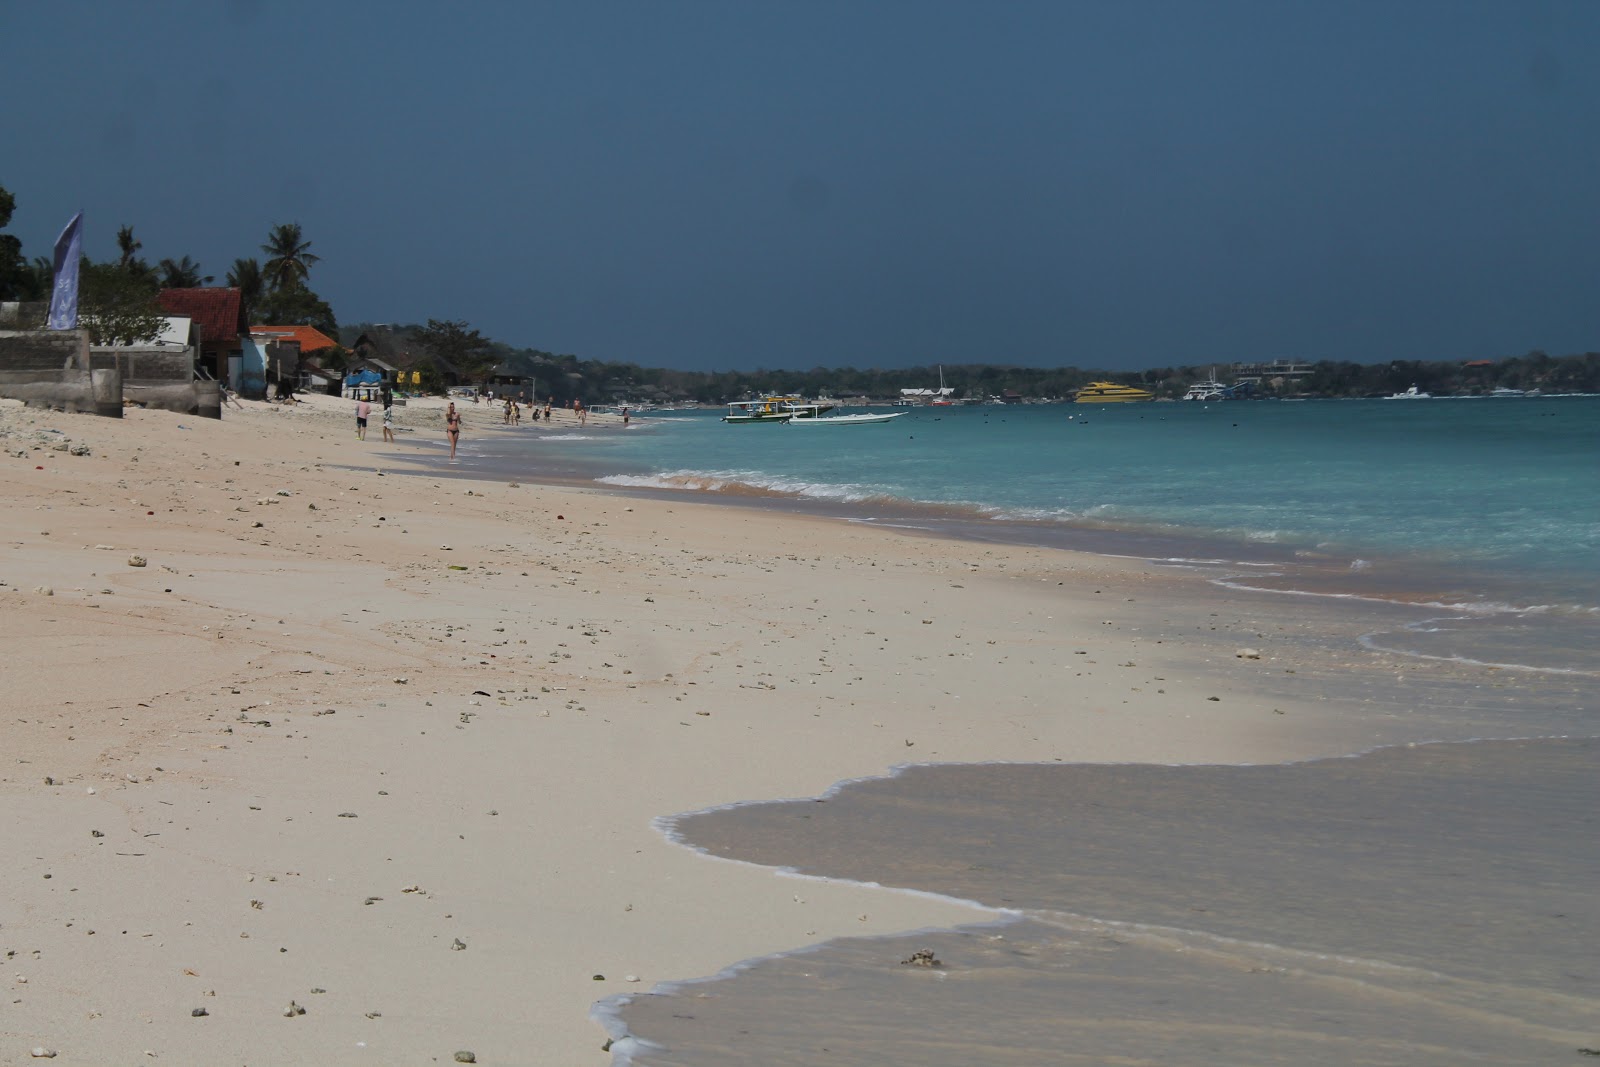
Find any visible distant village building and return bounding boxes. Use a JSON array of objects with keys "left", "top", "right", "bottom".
[
  {"left": 1230, "top": 359, "right": 1314, "bottom": 386},
  {"left": 350, "top": 325, "right": 461, "bottom": 392},
  {"left": 485, "top": 352, "right": 546, "bottom": 402},
  {"left": 249, "top": 325, "right": 337, "bottom": 398}
]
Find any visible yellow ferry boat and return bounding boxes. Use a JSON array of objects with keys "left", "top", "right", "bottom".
[{"left": 1073, "top": 381, "right": 1155, "bottom": 403}]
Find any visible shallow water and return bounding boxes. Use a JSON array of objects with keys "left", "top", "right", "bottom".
[
  {"left": 455, "top": 397, "right": 1600, "bottom": 676},
  {"left": 605, "top": 739, "right": 1600, "bottom": 1065}
]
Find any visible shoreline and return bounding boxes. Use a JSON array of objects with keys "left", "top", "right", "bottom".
[
  {"left": 604, "top": 737, "right": 1598, "bottom": 1066},
  {"left": 1, "top": 396, "right": 1590, "bottom": 1064}
]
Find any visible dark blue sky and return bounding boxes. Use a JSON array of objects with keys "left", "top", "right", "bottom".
[{"left": 4, "top": 1, "right": 1597, "bottom": 370}]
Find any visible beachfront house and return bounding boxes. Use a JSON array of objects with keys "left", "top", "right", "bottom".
[
  {"left": 349, "top": 325, "right": 462, "bottom": 393},
  {"left": 246, "top": 325, "right": 337, "bottom": 400},
  {"left": 297, "top": 360, "right": 341, "bottom": 396},
  {"left": 88, "top": 314, "right": 199, "bottom": 402},
  {"left": 485, "top": 351, "right": 547, "bottom": 403},
  {"left": 154, "top": 287, "right": 248, "bottom": 384}
]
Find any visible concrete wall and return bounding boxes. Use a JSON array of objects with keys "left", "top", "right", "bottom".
[
  {"left": 0, "top": 330, "right": 122, "bottom": 417},
  {"left": 90, "top": 345, "right": 195, "bottom": 385},
  {"left": 0, "top": 329, "right": 218, "bottom": 418}
]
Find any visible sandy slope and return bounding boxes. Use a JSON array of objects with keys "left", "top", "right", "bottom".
[{"left": 1, "top": 396, "right": 1351, "bottom": 1065}]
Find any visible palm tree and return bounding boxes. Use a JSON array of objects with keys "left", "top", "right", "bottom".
[
  {"left": 157, "top": 255, "right": 210, "bottom": 289},
  {"left": 260, "top": 223, "right": 320, "bottom": 292},
  {"left": 227, "top": 257, "right": 264, "bottom": 321},
  {"left": 116, "top": 225, "right": 143, "bottom": 269}
]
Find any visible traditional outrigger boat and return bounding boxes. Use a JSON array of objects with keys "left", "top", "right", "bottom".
[
  {"left": 785, "top": 411, "right": 906, "bottom": 426},
  {"left": 721, "top": 396, "right": 836, "bottom": 424}
]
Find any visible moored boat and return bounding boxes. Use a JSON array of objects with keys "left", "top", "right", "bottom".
[
  {"left": 1181, "top": 368, "right": 1232, "bottom": 401},
  {"left": 1074, "top": 381, "right": 1155, "bottom": 403},
  {"left": 722, "top": 396, "right": 837, "bottom": 424},
  {"left": 1385, "top": 385, "right": 1432, "bottom": 400},
  {"left": 785, "top": 411, "right": 906, "bottom": 426},
  {"left": 1182, "top": 381, "right": 1229, "bottom": 401}
]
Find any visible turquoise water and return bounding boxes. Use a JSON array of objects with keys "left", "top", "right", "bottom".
[
  {"left": 550, "top": 397, "right": 1596, "bottom": 572},
  {"left": 507, "top": 398, "right": 1600, "bottom": 1064},
  {"left": 469, "top": 395, "right": 1600, "bottom": 672}
]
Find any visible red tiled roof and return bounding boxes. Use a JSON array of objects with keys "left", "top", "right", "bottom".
[
  {"left": 250, "top": 325, "right": 337, "bottom": 353},
  {"left": 156, "top": 288, "right": 246, "bottom": 349}
]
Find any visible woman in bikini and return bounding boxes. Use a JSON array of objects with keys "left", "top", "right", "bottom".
[{"left": 445, "top": 402, "right": 461, "bottom": 458}]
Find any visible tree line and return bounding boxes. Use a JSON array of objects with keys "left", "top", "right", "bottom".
[
  {"left": 4, "top": 183, "right": 1597, "bottom": 399},
  {"left": 0, "top": 183, "right": 335, "bottom": 345}
]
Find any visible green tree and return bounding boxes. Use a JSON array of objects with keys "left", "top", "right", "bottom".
[
  {"left": 115, "top": 225, "right": 142, "bottom": 268},
  {"left": 113, "top": 224, "right": 156, "bottom": 286},
  {"left": 227, "top": 257, "right": 264, "bottom": 322},
  {"left": 260, "top": 222, "right": 320, "bottom": 292},
  {"left": 0, "top": 184, "right": 27, "bottom": 301},
  {"left": 256, "top": 282, "right": 337, "bottom": 336},
  {"left": 413, "top": 318, "right": 495, "bottom": 383},
  {"left": 20, "top": 256, "right": 53, "bottom": 302},
  {"left": 77, "top": 258, "right": 165, "bottom": 345},
  {"left": 157, "top": 255, "right": 210, "bottom": 288}
]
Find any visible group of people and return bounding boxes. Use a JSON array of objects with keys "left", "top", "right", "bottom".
[
  {"left": 353, "top": 390, "right": 396, "bottom": 444},
  {"left": 501, "top": 398, "right": 553, "bottom": 425},
  {"left": 359, "top": 393, "right": 623, "bottom": 463}
]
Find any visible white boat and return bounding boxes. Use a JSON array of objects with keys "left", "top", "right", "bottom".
[
  {"left": 785, "top": 411, "right": 906, "bottom": 426},
  {"left": 1384, "top": 385, "right": 1431, "bottom": 399},
  {"left": 1181, "top": 367, "right": 1231, "bottom": 401},
  {"left": 1181, "top": 380, "right": 1228, "bottom": 401},
  {"left": 1488, "top": 387, "right": 1526, "bottom": 398},
  {"left": 901, "top": 364, "right": 958, "bottom": 406},
  {"left": 722, "top": 396, "right": 836, "bottom": 424}
]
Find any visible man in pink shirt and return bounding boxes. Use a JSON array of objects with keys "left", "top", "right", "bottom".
[{"left": 355, "top": 397, "right": 371, "bottom": 440}]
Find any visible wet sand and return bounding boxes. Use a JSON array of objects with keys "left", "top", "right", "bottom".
[{"left": 612, "top": 739, "right": 1600, "bottom": 1065}]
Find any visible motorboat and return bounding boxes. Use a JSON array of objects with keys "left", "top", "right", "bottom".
[
  {"left": 1488, "top": 387, "right": 1526, "bottom": 398},
  {"left": 1182, "top": 380, "right": 1229, "bottom": 401},
  {"left": 1074, "top": 381, "right": 1155, "bottom": 403},
  {"left": 1181, "top": 367, "right": 1231, "bottom": 401},
  {"left": 1384, "top": 385, "right": 1431, "bottom": 400},
  {"left": 722, "top": 396, "right": 836, "bottom": 424},
  {"left": 786, "top": 411, "right": 906, "bottom": 426}
]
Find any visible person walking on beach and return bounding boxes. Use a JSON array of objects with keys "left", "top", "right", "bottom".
[
  {"left": 355, "top": 396, "right": 371, "bottom": 440},
  {"left": 445, "top": 401, "right": 461, "bottom": 459},
  {"left": 381, "top": 394, "right": 395, "bottom": 443}
]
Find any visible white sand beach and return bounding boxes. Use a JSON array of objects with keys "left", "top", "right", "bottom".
[{"left": 2, "top": 396, "right": 1404, "bottom": 1064}]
